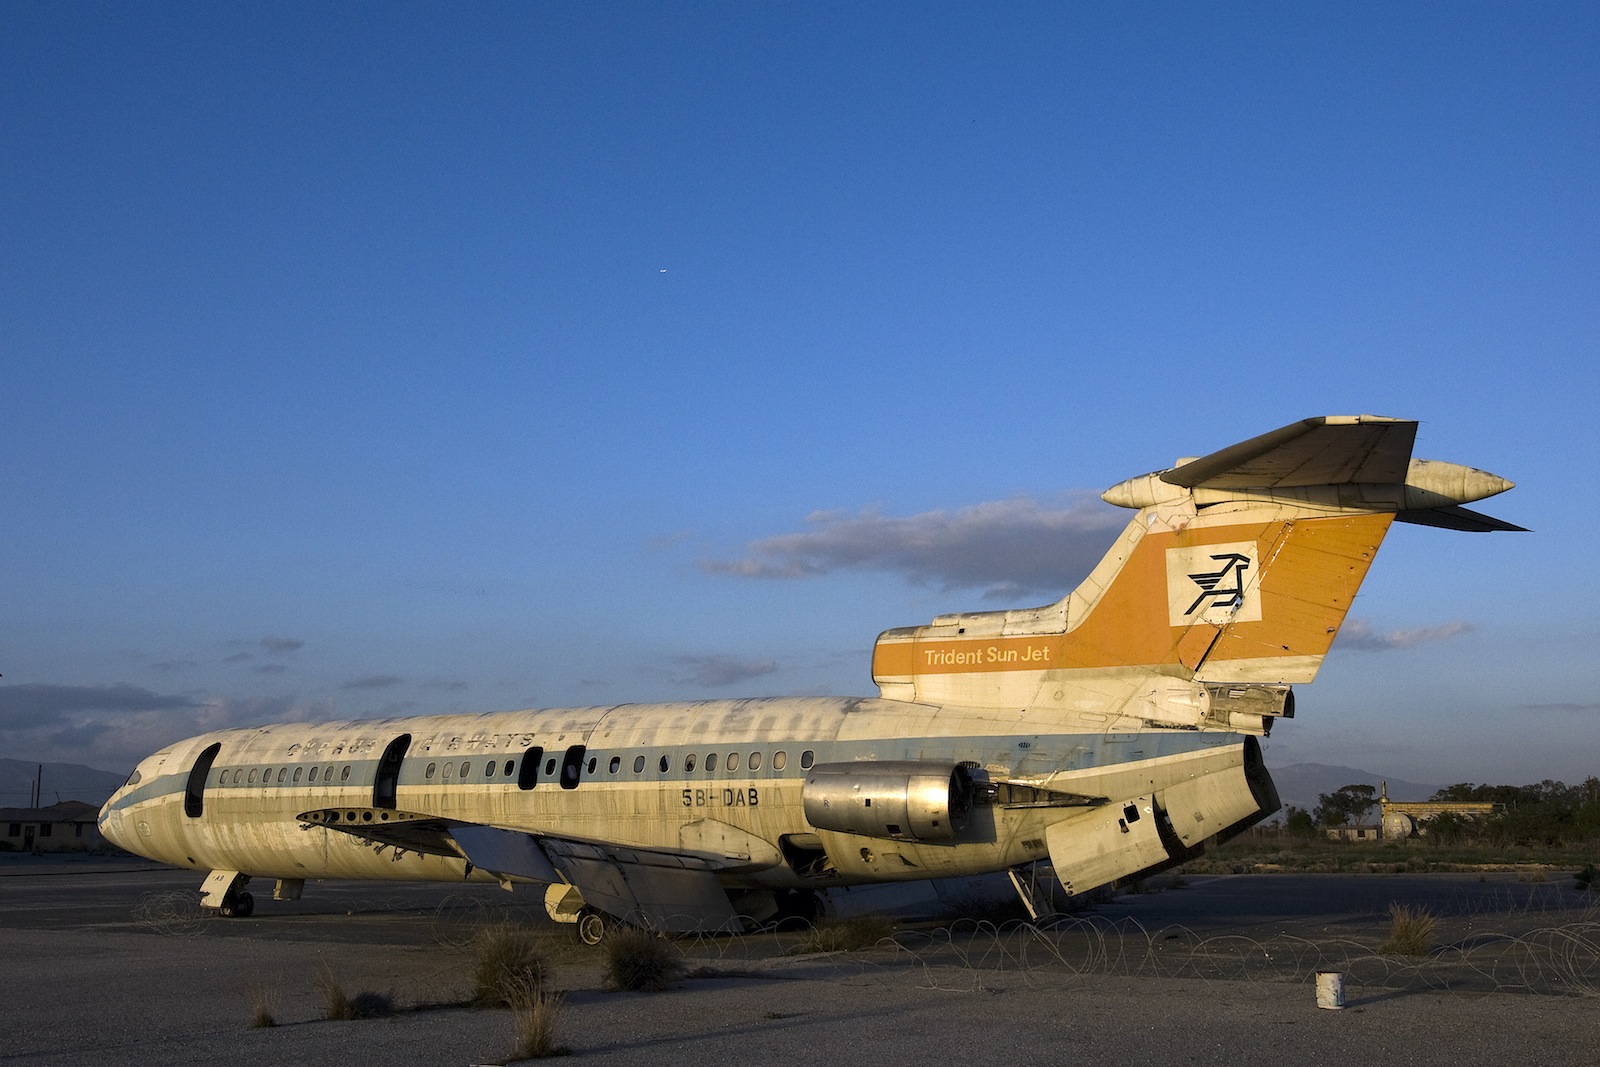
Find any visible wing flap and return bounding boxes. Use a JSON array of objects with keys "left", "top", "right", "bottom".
[{"left": 541, "top": 839, "right": 742, "bottom": 933}]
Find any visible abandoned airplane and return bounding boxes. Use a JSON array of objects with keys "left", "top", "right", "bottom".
[{"left": 99, "top": 415, "right": 1520, "bottom": 942}]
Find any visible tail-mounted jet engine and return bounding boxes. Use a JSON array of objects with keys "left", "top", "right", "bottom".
[{"left": 802, "top": 761, "right": 975, "bottom": 842}]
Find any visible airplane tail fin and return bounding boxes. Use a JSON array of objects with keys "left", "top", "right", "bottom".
[{"left": 872, "top": 416, "right": 1520, "bottom": 729}]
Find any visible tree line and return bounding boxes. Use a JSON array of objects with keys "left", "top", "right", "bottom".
[{"left": 1283, "top": 778, "right": 1600, "bottom": 846}]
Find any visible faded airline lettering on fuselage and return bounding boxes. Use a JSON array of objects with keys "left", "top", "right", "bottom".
[{"left": 922, "top": 643, "right": 1053, "bottom": 667}]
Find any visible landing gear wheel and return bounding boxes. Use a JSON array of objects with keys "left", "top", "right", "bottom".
[
  {"left": 218, "top": 888, "right": 255, "bottom": 918},
  {"left": 576, "top": 907, "right": 608, "bottom": 946}
]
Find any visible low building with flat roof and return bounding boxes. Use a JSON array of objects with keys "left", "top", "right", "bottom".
[{"left": 0, "top": 801, "right": 105, "bottom": 852}]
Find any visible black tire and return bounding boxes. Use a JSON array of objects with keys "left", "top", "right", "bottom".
[{"left": 233, "top": 891, "right": 255, "bottom": 918}]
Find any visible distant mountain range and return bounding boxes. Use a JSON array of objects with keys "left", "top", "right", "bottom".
[
  {"left": 1269, "top": 762, "right": 1442, "bottom": 817},
  {"left": 0, "top": 755, "right": 1443, "bottom": 822},
  {"left": 0, "top": 759, "right": 127, "bottom": 809}
]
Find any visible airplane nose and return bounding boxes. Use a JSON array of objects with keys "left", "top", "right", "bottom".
[{"left": 98, "top": 794, "right": 128, "bottom": 851}]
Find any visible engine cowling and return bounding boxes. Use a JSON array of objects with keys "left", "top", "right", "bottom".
[{"left": 802, "top": 761, "right": 974, "bottom": 842}]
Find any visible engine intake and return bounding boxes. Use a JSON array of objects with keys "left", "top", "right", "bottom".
[{"left": 802, "top": 761, "right": 974, "bottom": 842}]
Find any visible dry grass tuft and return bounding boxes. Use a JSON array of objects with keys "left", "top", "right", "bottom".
[
  {"left": 602, "top": 926, "right": 684, "bottom": 992},
  {"left": 315, "top": 962, "right": 394, "bottom": 1019},
  {"left": 246, "top": 984, "right": 276, "bottom": 1029},
  {"left": 1378, "top": 903, "right": 1439, "bottom": 957},
  {"left": 795, "top": 913, "right": 897, "bottom": 954},
  {"left": 473, "top": 921, "right": 552, "bottom": 1007},
  {"left": 507, "top": 977, "right": 570, "bottom": 1059}
]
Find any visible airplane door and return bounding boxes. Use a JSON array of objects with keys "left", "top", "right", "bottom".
[
  {"left": 184, "top": 743, "right": 222, "bottom": 818},
  {"left": 373, "top": 734, "right": 411, "bottom": 810}
]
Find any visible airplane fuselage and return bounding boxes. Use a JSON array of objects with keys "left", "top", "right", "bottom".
[{"left": 100, "top": 696, "right": 1256, "bottom": 890}]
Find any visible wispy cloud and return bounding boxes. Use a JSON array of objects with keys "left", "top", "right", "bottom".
[
  {"left": 342, "top": 674, "right": 405, "bottom": 690},
  {"left": 1520, "top": 701, "right": 1600, "bottom": 714},
  {"left": 224, "top": 636, "right": 305, "bottom": 664},
  {"left": 0, "top": 684, "right": 325, "bottom": 772},
  {"left": 1335, "top": 619, "right": 1475, "bottom": 652},
  {"left": 700, "top": 494, "right": 1125, "bottom": 601},
  {"left": 674, "top": 655, "right": 781, "bottom": 687},
  {"left": 0, "top": 683, "right": 202, "bottom": 730}
]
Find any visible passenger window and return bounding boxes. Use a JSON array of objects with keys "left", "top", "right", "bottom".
[
  {"left": 444, "top": 762, "right": 454, "bottom": 779},
  {"left": 727, "top": 753, "right": 740, "bottom": 772},
  {"left": 609, "top": 756, "right": 621, "bottom": 774},
  {"left": 685, "top": 754, "right": 697, "bottom": 772},
  {"left": 586, "top": 757, "right": 597, "bottom": 774},
  {"left": 544, "top": 758, "right": 556, "bottom": 776},
  {"left": 425, "top": 763, "right": 436, "bottom": 779},
  {"left": 340, "top": 765, "right": 351, "bottom": 782},
  {"left": 485, "top": 761, "right": 496, "bottom": 778},
  {"left": 659, "top": 754, "right": 670, "bottom": 773},
  {"left": 461, "top": 761, "right": 471, "bottom": 778},
  {"left": 800, "top": 750, "right": 814, "bottom": 769},
  {"left": 772, "top": 751, "right": 787, "bottom": 771},
  {"left": 705, "top": 753, "right": 718, "bottom": 772},
  {"left": 248, "top": 769, "right": 258, "bottom": 784},
  {"left": 262, "top": 768, "right": 272, "bottom": 783},
  {"left": 504, "top": 760, "right": 514, "bottom": 777},
  {"left": 293, "top": 767, "right": 303, "bottom": 782},
  {"left": 749, "top": 752, "right": 762, "bottom": 771},
  {"left": 634, "top": 755, "right": 645, "bottom": 773},
  {"left": 278, "top": 767, "right": 288, "bottom": 783},
  {"left": 309, "top": 766, "right": 319, "bottom": 783}
]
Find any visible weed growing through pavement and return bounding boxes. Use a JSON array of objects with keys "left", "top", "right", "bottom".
[
  {"left": 473, "top": 921, "right": 552, "bottom": 1007},
  {"left": 603, "top": 926, "right": 684, "bottom": 992},
  {"left": 246, "top": 984, "right": 275, "bottom": 1028},
  {"left": 1378, "top": 903, "right": 1439, "bottom": 957},
  {"left": 506, "top": 976, "right": 570, "bottom": 1059},
  {"left": 315, "top": 962, "right": 394, "bottom": 1019}
]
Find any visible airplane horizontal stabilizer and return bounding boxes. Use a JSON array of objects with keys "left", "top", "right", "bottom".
[
  {"left": 1161, "top": 415, "right": 1416, "bottom": 489},
  {"left": 1396, "top": 504, "right": 1529, "bottom": 533}
]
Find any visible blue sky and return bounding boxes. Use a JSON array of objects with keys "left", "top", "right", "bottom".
[{"left": 2, "top": 3, "right": 1595, "bottom": 786}]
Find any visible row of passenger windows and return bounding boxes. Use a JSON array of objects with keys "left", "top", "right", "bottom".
[
  {"left": 214, "top": 749, "right": 819, "bottom": 788},
  {"left": 218, "top": 765, "right": 353, "bottom": 786},
  {"left": 420, "top": 749, "right": 816, "bottom": 781}
]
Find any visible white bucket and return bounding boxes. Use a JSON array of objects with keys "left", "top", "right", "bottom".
[{"left": 1315, "top": 971, "right": 1345, "bottom": 1010}]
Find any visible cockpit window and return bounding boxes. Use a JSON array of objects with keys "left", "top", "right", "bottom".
[{"left": 124, "top": 769, "right": 143, "bottom": 788}]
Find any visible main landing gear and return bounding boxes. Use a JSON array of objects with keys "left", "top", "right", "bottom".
[
  {"left": 199, "top": 869, "right": 254, "bottom": 918},
  {"left": 575, "top": 907, "right": 611, "bottom": 946}
]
